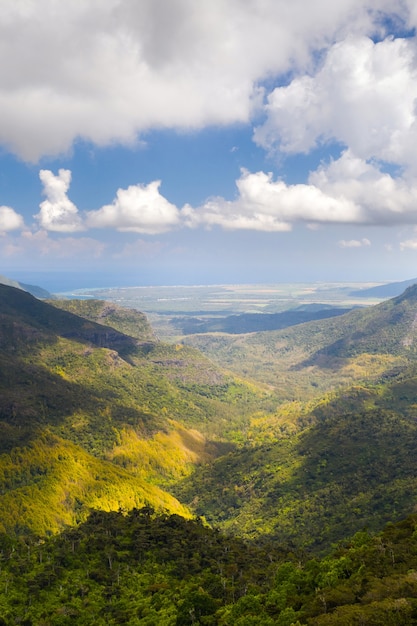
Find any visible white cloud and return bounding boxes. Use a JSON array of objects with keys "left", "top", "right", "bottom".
[
  {"left": 0, "top": 0, "right": 411, "bottom": 161},
  {"left": 35, "top": 170, "right": 84, "bottom": 232},
  {"left": 186, "top": 169, "right": 361, "bottom": 231},
  {"left": 338, "top": 238, "right": 371, "bottom": 248},
  {"left": 310, "top": 151, "right": 417, "bottom": 224},
  {"left": 86, "top": 181, "right": 181, "bottom": 234},
  {"left": 33, "top": 160, "right": 417, "bottom": 237},
  {"left": 187, "top": 153, "right": 417, "bottom": 230},
  {"left": 254, "top": 35, "right": 417, "bottom": 172},
  {"left": 0, "top": 205, "right": 24, "bottom": 233},
  {"left": 400, "top": 239, "right": 417, "bottom": 251}
]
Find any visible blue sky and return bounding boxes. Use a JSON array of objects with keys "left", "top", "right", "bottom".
[{"left": 1, "top": 1, "right": 417, "bottom": 291}]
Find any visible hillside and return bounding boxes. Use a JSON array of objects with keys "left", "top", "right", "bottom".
[
  {"left": 4, "top": 280, "right": 417, "bottom": 560},
  {"left": 350, "top": 277, "right": 417, "bottom": 298},
  {"left": 49, "top": 298, "right": 156, "bottom": 342},
  {"left": 175, "top": 367, "right": 417, "bottom": 551},
  {"left": 0, "top": 284, "right": 264, "bottom": 536},
  {"left": 183, "top": 285, "right": 417, "bottom": 399},
  {"left": 174, "top": 286, "right": 417, "bottom": 550}
]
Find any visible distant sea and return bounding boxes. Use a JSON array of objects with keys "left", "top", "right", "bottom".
[{"left": 8, "top": 271, "right": 158, "bottom": 294}]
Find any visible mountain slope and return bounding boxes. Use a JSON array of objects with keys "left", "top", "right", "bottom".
[
  {"left": 176, "top": 367, "right": 417, "bottom": 551},
  {"left": 350, "top": 276, "right": 417, "bottom": 298},
  {"left": 0, "top": 284, "right": 264, "bottom": 536},
  {"left": 49, "top": 298, "right": 156, "bottom": 341},
  {"left": 5, "top": 280, "right": 417, "bottom": 551},
  {"left": 174, "top": 286, "right": 417, "bottom": 549},
  {"left": 171, "top": 306, "right": 353, "bottom": 335},
  {"left": 183, "top": 285, "right": 417, "bottom": 400}
]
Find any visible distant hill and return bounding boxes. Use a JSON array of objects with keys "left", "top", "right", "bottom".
[
  {"left": 172, "top": 304, "right": 353, "bottom": 335},
  {"left": 0, "top": 272, "right": 52, "bottom": 298},
  {"left": 50, "top": 298, "right": 156, "bottom": 342},
  {"left": 350, "top": 277, "right": 417, "bottom": 298}
]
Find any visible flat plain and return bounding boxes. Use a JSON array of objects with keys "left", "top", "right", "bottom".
[{"left": 63, "top": 282, "right": 385, "bottom": 340}]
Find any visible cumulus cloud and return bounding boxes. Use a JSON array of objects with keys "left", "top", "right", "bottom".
[
  {"left": 0, "top": 0, "right": 411, "bottom": 161},
  {"left": 186, "top": 151, "right": 417, "bottom": 230},
  {"left": 86, "top": 181, "right": 181, "bottom": 234},
  {"left": 338, "top": 238, "right": 371, "bottom": 248},
  {"left": 35, "top": 170, "right": 84, "bottom": 232},
  {"left": 0, "top": 206, "right": 24, "bottom": 233},
  {"left": 186, "top": 169, "right": 362, "bottom": 231},
  {"left": 310, "top": 151, "right": 417, "bottom": 224},
  {"left": 254, "top": 35, "right": 417, "bottom": 171},
  {"left": 400, "top": 239, "right": 417, "bottom": 251},
  {"left": 33, "top": 160, "right": 417, "bottom": 238}
]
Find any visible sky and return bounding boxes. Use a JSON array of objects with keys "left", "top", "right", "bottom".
[{"left": 1, "top": 1, "right": 417, "bottom": 291}]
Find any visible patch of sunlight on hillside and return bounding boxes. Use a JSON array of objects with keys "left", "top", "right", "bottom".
[{"left": 106, "top": 420, "right": 214, "bottom": 484}]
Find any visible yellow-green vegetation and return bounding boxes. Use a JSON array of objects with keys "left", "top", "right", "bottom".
[
  {"left": 105, "top": 420, "right": 224, "bottom": 484},
  {"left": 184, "top": 328, "right": 407, "bottom": 402},
  {"left": 0, "top": 433, "right": 190, "bottom": 536},
  {"left": 5, "top": 279, "right": 417, "bottom": 571}
]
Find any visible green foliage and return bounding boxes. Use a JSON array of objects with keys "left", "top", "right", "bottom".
[
  {"left": 7, "top": 278, "right": 417, "bottom": 625},
  {"left": 0, "top": 508, "right": 287, "bottom": 625},
  {"left": 49, "top": 298, "right": 156, "bottom": 341},
  {"left": 176, "top": 368, "right": 417, "bottom": 551},
  {"left": 183, "top": 286, "right": 417, "bottom": 400},
  {"left": 2, "top": 509, "right": 417, "bottom": 624}
]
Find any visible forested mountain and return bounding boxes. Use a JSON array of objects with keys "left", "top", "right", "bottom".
[
  {"left": 0, "top": 284, "right": 263, "bottom": 536},
  {"left": 4, "top": 282, "right": 417, "bottom": 622},
  {"left": 183, "top": 284, "right": 417, "bottom": 398},
  {"left": 175, "top": 285, "right": 417, "bottom": 549},
  {"left": 176, "top": 367, "right": 417, "bottom": 550}
]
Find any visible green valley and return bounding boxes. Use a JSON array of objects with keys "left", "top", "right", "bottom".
[{"left": 3, "top": 280, "right": 417, "bottom": 623}]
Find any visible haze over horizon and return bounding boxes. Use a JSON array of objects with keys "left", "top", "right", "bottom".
[{"left": 1, "top": 1, "right": 417, "bottom": 289}]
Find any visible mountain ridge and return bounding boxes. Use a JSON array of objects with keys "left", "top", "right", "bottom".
[
  {"left": 0, "top": 273, "right": 52, "bottom": 298},
  {"left": 350, "top": 277, "right": 417, "bottom": 298}
]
